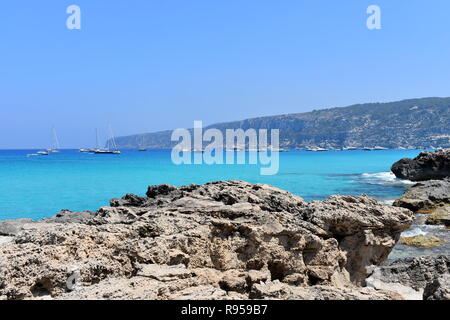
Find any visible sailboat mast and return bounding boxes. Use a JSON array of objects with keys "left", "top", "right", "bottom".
[
  {"left": 52, "top": 127, "right": 60, "bottom": 150},
  {"left": 96, "top": 128, "right": 100, "bottom": 150},
  {"left": 109, "top": 125, "right": 118, "bottom": 150}
]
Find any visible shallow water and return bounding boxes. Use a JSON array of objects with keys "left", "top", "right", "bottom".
[
  {"left": 0, "top": 149, "right": 421, "bottom": 220},
  {"left": 388, "top": 214, "right": 450, "bottom": 261},
  {"left": 1, "top": 148, "right": 447, "bottom": 258}
]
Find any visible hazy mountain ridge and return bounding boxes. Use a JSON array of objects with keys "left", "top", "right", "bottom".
[{"left": 113, "top": 97, "right": 450, "bottom": 149}]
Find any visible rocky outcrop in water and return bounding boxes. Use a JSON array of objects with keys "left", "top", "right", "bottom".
[
  {"left": 393, "top": 178, "right": 450, "bottom": 229},
  {"left": 399, "top": 235, "right": 444, "bottom": 248},
  {"left": 0, "top": 181, "right": 413, "bottom": 300},
  {"left": 391, "top": 149, "right": 450, "bottom": 181},
  {"left": 393, "top": 179, "right": 450, "bottom": 212}
]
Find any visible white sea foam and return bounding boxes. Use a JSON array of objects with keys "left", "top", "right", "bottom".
[
  {"left": 359, "top": 172, "right": 415, "bottom": 187},
  {"left": 380, "top": 199, "right": 395, "bottom": 205},
  {"left": 401, "top": 227, "right": 428, "bottom": 237}
]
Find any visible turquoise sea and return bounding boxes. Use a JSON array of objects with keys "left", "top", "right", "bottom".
[{"left": 0, "top": 149, "right": 422, "bottom": 221}]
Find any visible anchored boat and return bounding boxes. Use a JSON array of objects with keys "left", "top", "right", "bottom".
[
  {"left": 47, "top": 127, "right": 60, "bottom": 153},
  {"left": 138, "top": 135, "right": 147, "bottom": 151},
  {"left": 94, "top": 125, "right": 121, "bottom": 154}
]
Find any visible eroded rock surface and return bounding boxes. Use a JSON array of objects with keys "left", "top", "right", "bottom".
[
  {"left": 423, "top": 274, "right": 450, "bottom": 300},
  {"left": 399, "top": 235, "right": 444, "bottom": 248},
  {"left": 391, "top": 149, "right": 450, "bottom": 181},
  {"left": 0, "top": 181, "right": 413, "bottom": 300},
  {"left": 366, "top": 255, "right": 450, "bottom": 300},
  {"left": 393, "top": 179, "right": 450, "bottom": 212},
  {"left": 426, "top": 207, "right": 450, "bottom": 226}
]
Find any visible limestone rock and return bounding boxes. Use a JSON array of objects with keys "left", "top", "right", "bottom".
[
  {"left": 0, "top": 180, "right": 413, "bottom": 300},
  {"left": 393, "top": 179, "right": 450, "bottom": 212},
  {"left": 426, "top": 206, "right": 450, "bottom": 226},
  {"left": 250, "top": 280, "right": 400, "bottom": 300},
  {"left": 366, "top": 255, "right": 449, "bottom": 300},
  {"left": 0, "top": 219, "right": 33, "bottom": 236},
  {"left": 399, "top": 235, "right": 444, "bottom": 248}
]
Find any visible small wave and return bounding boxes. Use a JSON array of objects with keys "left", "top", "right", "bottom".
[
  {"left": 359, "top": 172, "right": 415, "bottom": 187},
  {"left": 380, "top": 199, "right": 395, "bottom": 205},
  {"left": 402, "top": 227, "right": 428, "bottom": 237}
]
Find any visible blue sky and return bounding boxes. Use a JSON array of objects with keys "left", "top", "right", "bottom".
[{"left": 0, "top": 0, "right": 449, "bottom": 148}]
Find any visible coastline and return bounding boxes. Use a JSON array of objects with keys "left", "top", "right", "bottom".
[
  {"left": 0, "top": 150, "right": 449, "bottom": 300},
  {"left": 0, "top": 179, "right": 447, "bottom": 300},
  {"left": 0, "top": 149, "right": 425, "bottom": 221},
  {"left": 0, "top": 180, "right": 413, "bottom": 300}
]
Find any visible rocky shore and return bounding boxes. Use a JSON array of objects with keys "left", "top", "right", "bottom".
[
  {"left": 1, "top": 170, "right": 449, "bottom": 300},
  {"left": 384, "top": 148, "right": 449, "bottom": 299},
  {"left": 0, "top": 180, "right": 422, "bottom": 300},
  {"left": 392, "top": 149, "right": 450, "bottom": 250},
  {"left": 367, "top": 255, "right": 449, "bottom": 300}
]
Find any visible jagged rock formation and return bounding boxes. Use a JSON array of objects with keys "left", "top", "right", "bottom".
[
  {"left": 392, "top": 149, "right": 450, "bottom": 229},
  {"left": 112, "top": 97, "right": 450, "bottom": 150},
  {"left": 393, "top": 179, "right": 450, "bottom": 212},
  {"left": 391, "top": 149, "right": 450, "bottom": 181},
  {"left": 423, "top": 274, "right": 450, "bottom": 300},
  {"left": 426, "top": 207, "right": 450, "bottom": 226},
  {"left": 366, "top": 256, "right": 450, "bottom": 300},
  {"left": 0, "top": 181, "right": 413, "bottom": 300},
  {"left": 393, "top": 178, "right": 450, "bottom": 229}
]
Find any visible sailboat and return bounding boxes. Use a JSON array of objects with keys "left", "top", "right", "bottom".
[
  {"left": 79, "top": 128, "right": 100, "bottom": 153},
  {"left": 94, "top": 125, "right": 121, "bottom": 154},
  {"left": 47, "top": 127, "right": 60, "bottom": 153},
  {"left": 138, "top": 135, "right": 147, "bottom": 151},
  {"left": 36, "top": 127, "right": 59, "bottom": 155}
]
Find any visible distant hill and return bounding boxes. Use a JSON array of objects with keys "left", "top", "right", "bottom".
[{"left": 113, "top": 97, "right": 450, "bottom": 149}]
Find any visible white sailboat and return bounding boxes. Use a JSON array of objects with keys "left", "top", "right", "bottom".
[
  {"left": 47, "top": 127, "right": 60, "bottom": 153},
  {"left": 94, "top": 125, "right": 121, "bottom": 154},
  {"left": 36, "top": 127, "right": 59, "bottom": 155},
  {"left": 138, "top": 135, "right": 147, "bottom": 151},
  {"left": 80, "top": 128, "right": 101, "bottom": 153}
]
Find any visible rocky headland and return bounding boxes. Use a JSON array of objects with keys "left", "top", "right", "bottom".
[
  {"left": 112, "top": 97, "right": 450, "bottom": 150},
  {"left": 0, "top": 180, "right": 422, "bottom": 300}
]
